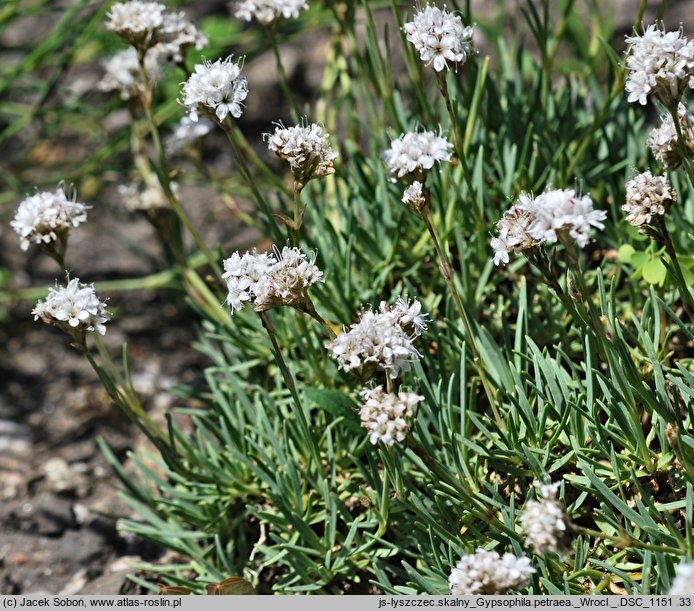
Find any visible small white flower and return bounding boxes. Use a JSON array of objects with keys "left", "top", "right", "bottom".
[
  {"left": 402, "top": 181, "right": 428, "bottom": 214},
  {"left": 358, "top": 386, "right": 423, "bottom": 446},
  {"left": 33, "top": 278, "right": 109, "bottom": 336},
  {"left": 381, "top": 297, "right": 428, "bottom": 337},
  {"left": 490, "top": 188, "right": 606, "bottom": 265},
  {"left": 327, "top": 299, "right": 427, "bottom": 379},
  {"left": 449, "top": 548, "right": 535, "bottom": 595},
  {"left": 403, "top": 3, "right": 474, "bottom": 72},
  {"left": 233, "top": 0, "right": 308, "bottom": 25},
  {"left": 383, "top": 131, "right": 453, "bottom": 181},
  {"left": 117, "top": 180, "right": 178, "bottom": 211},
  {"left": 649, "top": 103, "right": 694, "bottom": 170},
  {"left": 165, "top": 117, "right": 214, "bottom": 153},
  {"left": 106, "top": 1, "right": 166, "bottom": 49},
  {"left": 222, "top": 246, "right": 323, "bottom": 314},
  {"left": 490, "top": 230, "right": 511, "bottom": 266},
  {"left": 624, "top": 23, "right": 694, "bottom": 106},
  {"left": 669, "top": 563, "right": 694, "bottom": 595},
  {"left": 489, "top": 196, "right": 538, "bottom": 266},
  {"left": 520, "top": 481, "right": 570, "bottom": 555},
  {"left": 98, "top": 48, "right": 162, "bottom": 100},
  {"left": 265, "top": 122, "right": 338, "bottom": 184},
  {"left": 623, "top": 170, "right": 675, "bottom": 229},
  {"left": 154, "top": 11, "right": 207, "bottom": 63},
  {"left": 11, "top": 185, "right": 89, "bottom": 251},
  {"left": 527, "top": 188, "right": 606, "bottom": 248},
  {"left": 181, "top": 56, "right": 248, "bottom": 123}
]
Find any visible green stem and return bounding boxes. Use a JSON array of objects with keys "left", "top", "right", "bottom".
[
  {"left": 435, "top": 72, "right": 478, "bottom": 213},
  {"left": 229, "top": 121, "right": 291, "bottom": 195},
  {"left": 299, "top": 298, "right": 337, "bottom": 340},
  {"left": 421, "top": 209, "right": 502, "bottom": 427},
  {"left": 657, "top": 219, "right": 694, "bottom": 321},
  {"left": 562, "top": 243, "right": 651, "bottom": 460},
  {"left": 571, "top": 525, "right": 685, "bottom": 556},
  {"left": 220, "top": 120, "right": 285, "bottom": 245},
  {"left": 405, "top": 438, "right": 515, "bottom": 536},
  {"left": 267, "top": 28, "right": 301, "bottom": 122},
  {"left": 136, "top": 54, "right": 223, "bottom": 281},
  {"left": 43, "top": 237, "right": 68, "bottom": 276},
  {"left": 291, "top": 182, "right": 305, "bottom": 244},
  {"left": 436, "top": 72, "right": 463, "bottom": 157},
  {"left": 85, "top": 335, "right": 168, "bottom": 445},
  {"left": 0, "top": 253, "right": 207, "bottom": 304},
  {"left": 526, "top": 248, "right": 591, "bottom": 331},
  {"left": 669, "top": 104, "right": 694, "bottom": 189},
  {"left": 259, "top": 312, "right": 320, "bottom": 467}
]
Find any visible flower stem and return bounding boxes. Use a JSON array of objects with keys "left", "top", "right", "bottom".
[
  {"left": 259, "top": 311, "right": 320, "bottom": 467},
  {"left": 82, "top": 336, "right": 168, "bottom": 447},
  {"left": 654, "top": 217, "right": 694, "bottom": 321},
  {"left": 571, "top": 524, "right": 685, "bottom": 556},
  {"left": 220, "top": 119, "right": 285, "bottom": 245},
  {"left": 435, "top": 72, "right": 463, "bottom": 156},
  {"left": 525, "top": 248, "right": 591, "bottom": 331},
  {"left": 421, "top": 209, "right": 502, "bottom": 427},
  {"left": 267, "top": 28, "right": 301, "bottom": 122},
  {"left": 0, "top": 253, "right": 208, "bottom": 304},
  {"left": 669, "top": 104, "right": 694, "bottom": 189},
  {"left": 298, "top": 298, "right": 337, "bottom": 339},
  {"left": 291, "top": 181, "right": 305, "bottom": 244},
  {"left": 136, "top": 53, "right": 223, "bottom": 281},
  {"left": 435, "top": 72, "right": 478, "bottom": 210}
]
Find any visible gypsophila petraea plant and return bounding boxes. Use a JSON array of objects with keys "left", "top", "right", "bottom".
[
  {"left": 181, "top": 56, "right": 248, "bottom": 123},
  {"left": 648, "top": 103, "right": 694, "bottom": 170},
  {"left": 519, "top": 481, "right": 571, "bottom": 556},
  {"left": 222, "top": 245, "right": 324, "bottom": 315},
  {"left": 11, "top": 184, "right": 89, "bottom": 264},
  {"left": 6, "top": 0, "right": 694, "bottom": 597},
  {"left": 33, "top": 278, "right": 109, "bottom": 341},
  {"left": 232, "top": 0, "right": 308, "bottom": 26},
  {"left": 448, "top": 549, "right": 535, "bottom": 595},
  {"left": 402, "top": 3, "right": 474, "bottom": 73},
  {"left": 327, "top": 297, "right": 427, "bottom": 381}
]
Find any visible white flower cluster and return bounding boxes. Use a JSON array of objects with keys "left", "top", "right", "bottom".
[
  {"left": 106, "top": 1, "right": 206, "bottom": 57},
  {"left": 154, "top": 11, "right": 208, "bottom": 64},
  {"left": 327, "top": 298, "right": 427, "bottom": 379},
  {"left": 11, "top": 186, "right": 89, "bottom": 251},
  {"left": 265, "top": 122, "right": 338, "bottom": 184},
  {"left": 520, "top": 481, "right": 570, "bottom": 555},
  {"left": 669, "top": 563, "right": 694, "bottom": 595},
  {"left": 33, "top": 278, "right": 109, "bottom": 336},
  {"left": 490, "top": 198, "right": 536, "bottom": 266},
  {"left": 117, "top": 180, "right": 178, "bottom": 211},
  {"left": 624, "top": 24, "right": 694, "bottom": 106},
  {"left": 233, "top": 0, "right": 309, "bottom": 25},
  {"left": 448, "top": 548, "right": 535, "bottom": 595},
  {"left": 383, "top": 131, "right": 453, "bottom": 181},
  {"left": 491, "top": 188, "right": 607, "bottom": 266},
  {"left": 98, "top": 48, "right": 162, "bottom": 100},
  {"left": 649, "top": 104, "right": 694, "bottom": 170},
  {"left": 402, "top": 181, "right": 427, "bottom": 214},
  {"left": 181, "top": 57, "right": 248, "bottom": 123},
  {"left": 222, "top": 246, "right": 323, "bottom": 313},
  {"left": 403, "top": 3, "right": 474, "bottom": 72},
  {"left": 623, "top": 171, "right": 675, "bottom": 229},
  {"left": 359, "top": 386, "right": 423, "bottom": 446},
  {"left": 106, "top": 1, "right": 166, "bottom": 46},
  {"left": 382, "top": 296, "right": 429, "bottom": 337},
  {"left": 165, "top": 117, "right": 214, "bottom": 154}
]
